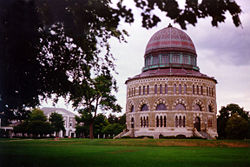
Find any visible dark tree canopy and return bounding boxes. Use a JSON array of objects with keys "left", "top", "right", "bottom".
[
  {"left": 217, "top": 103, "right": 249, "bottom": 139},
  {"left": 0, "top": 0, "right": 42, "bottom": 124},
  {"left": 0, "top": 0, "right": 242, "bottom": 126},
  {"left": 14, "top": 108, "right": 53, "bottom": 137},
  {"left": 225, "top": 113, "right": 248, "bottom": 139},
  {"left": 134, "top": 0, "right": 242, "bottom": 29}
]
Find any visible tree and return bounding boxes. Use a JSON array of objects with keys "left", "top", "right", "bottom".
[
  {"left": 118, "top": 114, "right": 126, "bottom": 125},
  {"left": 93, "top": 114, "right": 109, "bottom": 138},
  {"left": 102, "top": 123, "right": 125, "bottom": 137},
  {"left": 134, "top": 0, "right": 241, "bottom": 29},
  {"left": 71, "top": 71, "right": 122, "bottom": 139},
  {"left": 49, "top": 112, "right": 65, "bottom": 137},
  {"left": 0, "top": 0, "right": 42, "bottom": 125},
  {"left": 225, "top": 113, "right": 248, "bottom": 139},
  {"left": 13, "top": 120, "right": 29, "bottom": 136},
  {"left": 1, "top": 0, "right": 242, "bottom": 125},
  {"left": 108, "top": 114, "right": 119, "bottom": 124},
  {"left": 217, "top": 103, "right": 249, "bottom": 139},
  {"left": 28, "top": 109, "right": 52, "bottom": 137}
]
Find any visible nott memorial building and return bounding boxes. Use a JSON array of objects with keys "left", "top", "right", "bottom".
[{"left": 124, "top": 24, "right": 218, "bottom": 139}]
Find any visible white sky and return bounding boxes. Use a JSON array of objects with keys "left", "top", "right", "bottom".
[{"left": 41, "top": 0, "right": 250, "bottom": 114}]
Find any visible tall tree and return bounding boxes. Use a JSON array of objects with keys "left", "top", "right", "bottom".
[
  {"left": 49, "top": 112, "right": 65, "bottom": 137},
  {"left": 70, "top": 69, "right": 121, "bottom": 139},
  {"left": 28, "top": 108, "right": 52, "bottom": 137},
  {"left": 217, "top": 103, "right": 249, "bottom": 139},
  {"left": 0, "top": 0, "right": 242, "bottom": 125}
]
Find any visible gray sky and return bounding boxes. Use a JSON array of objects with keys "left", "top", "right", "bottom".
[{"left": 42, "top": 0, "right": 250, "bottom": 114}]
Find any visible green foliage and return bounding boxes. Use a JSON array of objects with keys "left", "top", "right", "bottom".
[
  {"left": 134, "top": 0, "right": 242, "bottom": 29},
  {"left": 225, "top": 113, "right": 248, "bottom": 139},
  {"left": 72, "top": 71, "right": 122, "bottom": 138},
  {"left": 217, "top": 103, "right": 249, "bottom": 139},
  {"left": 30, "top": 109, "right": 47, "bottom": 122},
  {"left": 13, "top": 108, "right": 52, "bottom": 137},
  {"left": 49, "top": 112, "right": 65, "bottom": 136},
  {"left": 75, "top": 111, "right": 126, "bottom": 138},
  {"left": 102, "top": 123, "right": 125, "bottom": 136},
  {"left": 75, "top": 125, "right": 89, "bottom": 138}
]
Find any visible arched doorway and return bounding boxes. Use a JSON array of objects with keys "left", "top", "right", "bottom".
[{"left": 194, "top": 117, "right": 201, "bottom": 131}]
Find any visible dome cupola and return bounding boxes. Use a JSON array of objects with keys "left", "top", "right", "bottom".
[{"left": 143, "top": 24, "right": 199, "bottom": 72}]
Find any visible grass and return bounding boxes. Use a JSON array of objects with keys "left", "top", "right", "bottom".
[{"left": 0, "top": 138, "right": 249, "bottom": 167}]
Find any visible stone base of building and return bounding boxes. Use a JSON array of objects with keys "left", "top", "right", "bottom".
[{"left": 121, "top": 127, "right": 217, "bottom": 139}]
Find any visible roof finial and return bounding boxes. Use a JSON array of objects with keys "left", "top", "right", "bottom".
[{"left": 168, "top": 23, "right": 172, "bottom": 27}]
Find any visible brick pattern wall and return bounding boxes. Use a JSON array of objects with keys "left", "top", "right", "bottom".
[{"left": 126, "top": 76, "right": 217, "bottom": 136}]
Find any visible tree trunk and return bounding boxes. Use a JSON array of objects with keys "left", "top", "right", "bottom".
[{"left": 89, "top": 121, "right": 94, "bottom": 139}]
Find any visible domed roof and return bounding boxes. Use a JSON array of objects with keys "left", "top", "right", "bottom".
[{"left": 145, "top": 24, "right": 196, "bottom": 55}]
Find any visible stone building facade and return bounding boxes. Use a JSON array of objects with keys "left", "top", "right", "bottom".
[{"left": 124, "top": 25, "right": 218, "bottom": 139}]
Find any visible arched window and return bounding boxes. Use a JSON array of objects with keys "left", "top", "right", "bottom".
[
  {"left": 208, "top": 105, "right": 213, "bottom": 112},
  {"left": 160, "top": 84, "right": 162, "bottom": 94},
  {"left": 154, "top": 84, "right": 157, "bottom": 94},
  {"left": 164, "top": 116, "right": 167, "bottom": 127},
  {"left": 143, "top": 117, "right": 146, "bottom": 127},
  {"left": 175, "top": 116, "right": 178, "bottom": 127},
  {"left": 140, "top": 117, "right": 143, "bottom": 127},
  {"left": 193, "top": 85, "right": 195, "bottom": 94},
  {"left": 146, "top": 117, "right": 149, "bottom": 127},
  {"left": 179, "top": 84, "right": 182, "bottom": 94},
  {"left": 197, "top": 85, "right": 199, "bottom": 95},
  {"left": 139, "top": 86, "right": 141, "bottom": 95},
  {"left": 174, "top": 84, "right": 177, "bottom": 94},
  {"left": 165, "top": 84, "right": 168, "bottom": 94},
  {"left": 131, "top": 117, "right": 134, "bottom": 128},
  {"left": 183, "top": 116, "right": 186, "bottom": 127},
  {"left": 134, "top": 88, "right": 136, "bottom": 96},
  {"left": 175, "top": 104, "right": 186, "bottom": 110},
  {"left": 156, "top": 116, "right": 159, "bottom": 127},
  {"left": 147, "top": 85, "right": 149, "bottom": 94},
  {"left": 160, "top": 116, "right": 163, "bottom": 127},
  {"left": 130, "top": 105, "right": 134, "bottom": 112},
  {"left": 179, "top": 116, "right": 182, "bottom": 127},
  {"left": 141, "top": 104, "right": 149, "bottom": 111},
  {"left": 143, "top": 86, "right": 145, "bottom": 95},
  {"left": 194, "top": 104, "right": 201, "bottom": 111},
  {"left": 156, "top": 103, "right": 167, "bottom": 110},
  {"left": 184, "top": 84, "right": 187, "bottom": 94}
]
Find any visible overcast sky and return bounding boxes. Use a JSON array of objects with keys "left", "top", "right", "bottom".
[{"left": 42, "top": 0, "right": 250, "bottom": 114}]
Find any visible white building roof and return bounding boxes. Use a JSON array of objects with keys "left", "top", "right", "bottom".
[{"left": 41, "top": 107, "right": 78, "bottom": 117}]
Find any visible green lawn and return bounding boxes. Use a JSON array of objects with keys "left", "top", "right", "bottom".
[{"left": 0, "top": 138, "right": 249, "bottom": 167}]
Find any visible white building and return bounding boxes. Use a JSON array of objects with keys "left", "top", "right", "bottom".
[{"left": 42, "top": 107, "right": 77, "bottom": 138}]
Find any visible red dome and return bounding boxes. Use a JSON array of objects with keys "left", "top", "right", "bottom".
[{"left": 145, "top": 25, "right": 196, "bottom": 55}]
